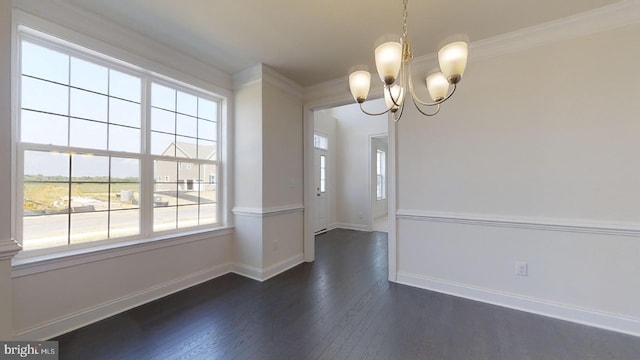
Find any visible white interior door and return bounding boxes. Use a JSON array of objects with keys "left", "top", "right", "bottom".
[{"left": 314, "top": 148, "right": 329, "bottom": 233}]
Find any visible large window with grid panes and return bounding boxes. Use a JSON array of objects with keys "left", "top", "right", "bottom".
[{"left": 17, "top": 29, "right": 223, "bottom": 252}]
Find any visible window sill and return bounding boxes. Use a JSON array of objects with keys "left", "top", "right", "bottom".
[{"left": 11, "top": 226, "right": 234, "bottom": 278}]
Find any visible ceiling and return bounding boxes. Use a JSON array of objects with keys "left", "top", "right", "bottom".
[{"left": 65, "top": 0, "right": 620, "bottom": 87}]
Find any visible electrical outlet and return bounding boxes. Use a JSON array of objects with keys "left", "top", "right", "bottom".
[{"left": 515, "top": 261, "right": 528, "bottom": 276}]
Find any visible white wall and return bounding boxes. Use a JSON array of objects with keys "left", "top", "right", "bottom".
[
  {"left": 0, "top": 0, "right": 18, "bottom": 341},
  {"left": 262, "top": 81, "right": 303, "bottom": 210},
  {"left": 232, "top": 65, "right": 304, "bottom": 280},
  {"left": 396, "top": 23, "right": 640, "bottom": 334},
  {"left": 13, "top": 233, "right": 233, "bottom": 339},
  {"left": 234, "top": 80, "right": 263, "bottom": 209},
  {"left": 262, "top": 80, "right": 304, "bottom": 269}
]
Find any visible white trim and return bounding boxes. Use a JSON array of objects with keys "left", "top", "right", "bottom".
[
  {"left": 231, "top": 263, "right": 264, "bottom": 281},
  {"left": 302, "top": 106, "right": 315, "bottom": 262},
  {"left": 0, "top": 239, "right": 22, "bottom": 261},
  {"left": 12, "top": 228, "right": 234, "bottom": 277},
  {"left": 303, "top": 77, "right": 384, "bottom": 110},
  {"left": 396, "top": 209, "right": 640, "bottom": 237},
  {"left": 396, "top": 271, "right": 640, "bottom": 338},
  {"left": 232, "top": 64, "right": 262, "bottom": 90},
  {"left": 232, "top": 204, "right": 304, "bottom": 218},
  {"left": 466, "top": 0, "right": 640, "bottom": 64},
  {"left": 335, "top": 223, "right": 370, "bottom": 232},
  {"left": 314, "top": 223, "right": 338, "bottom": 235},
  {"left": 232, "top": 253, "right": 304, "bottom": 282},
  {"left": 262, "top": 253, "right": 304, "bottom": 281},
  {"left": 14, "top": 262, "right": 233, "bottom": 341},
  {"left": 232, "top": 64, "right": 302, "bottom": 99},
  {"left": 387, "top": 111, "right": 397, "bottom": 282},
  {"left": 261, "top": 65, "right": 303, "bottom": 99}
]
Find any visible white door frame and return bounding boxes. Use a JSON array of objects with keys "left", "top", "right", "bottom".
[{"left": 302, "top": 97, "right": 398, "bottom": 282}]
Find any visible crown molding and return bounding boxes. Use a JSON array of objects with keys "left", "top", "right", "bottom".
[
  {"left": 302, "top": 76, "right": 386, "bottom": 110},
  {"left": 444, "top": 0, "right": 640, "bottom": 66},
  {"left": 232, "top": 64, "right": 262, "bottom": 90},
  {"left": 305, "top": 0, "right": 640, "bottom": 105},
  {"left": 261, "top": 65, "right": 303, "bottom": 99},
  {"left": 410, "top": 0, "right": 640, "bottom": 70},
  {"left": 233, "top": 64, "right": 303, "bottom": 99}
]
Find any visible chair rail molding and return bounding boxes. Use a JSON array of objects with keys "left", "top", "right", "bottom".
[
  {"left": 396, "top": 209, "right": 640, "bottom": 237},
  {"left": 232, "top": 204, "right": 304, "bottom": 218}
]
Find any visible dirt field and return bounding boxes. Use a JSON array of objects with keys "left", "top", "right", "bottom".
[{"left": 24, "top": 182, "right": 139, "bottom": 212}]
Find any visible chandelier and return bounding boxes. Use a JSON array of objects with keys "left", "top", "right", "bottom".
[{"left": 347, "top": 0, "right": 469, "bottom": 122}]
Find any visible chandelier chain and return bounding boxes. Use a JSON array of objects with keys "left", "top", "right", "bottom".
[{"left": 402, "top": 0, "right": 409, "bottom": 37}]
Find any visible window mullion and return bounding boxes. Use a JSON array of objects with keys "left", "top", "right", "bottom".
[{"left": 140, "top": 76, "right": 154, "bottom": 238}]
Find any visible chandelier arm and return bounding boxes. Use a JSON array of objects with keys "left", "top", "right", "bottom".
[
  {"left": 387, "top": 57, "right": 407, "bottom": 108},
  {"left": 386, "top": 85, "right": 402, "bottom": 108},
  {"left": 393, "top": 99, "right": 406, "bottom": 123},
  {"left": 359, "top": 102, "right": 394, "bottom": 117},
  {"left": 411, "top": 94, "right": 441, "bottom": 116}
]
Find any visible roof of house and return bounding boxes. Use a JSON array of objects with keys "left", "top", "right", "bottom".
[{"left": 161, "top": 141, "right": 216, "bottom": 160}]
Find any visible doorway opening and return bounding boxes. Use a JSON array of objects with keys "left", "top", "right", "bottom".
[
  {"left": 304, "top": 97, "right": 397, "bottom": 281},
  {"left": 313, "top": 133, "right": 329, "bottom": 235}
]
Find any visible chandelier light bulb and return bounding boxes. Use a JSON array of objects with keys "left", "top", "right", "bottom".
[
  {"left": 426, "top": 71, "right": 450, "bottom": 102},
  {"left": 438, "top": 41, "right": 468, "bottom": 84},
  {"left": 375, "top": 41, "right": 402, "bottom": 85},
  {"left": 348, "top": 70, "right": 371, "bottom": 103}
]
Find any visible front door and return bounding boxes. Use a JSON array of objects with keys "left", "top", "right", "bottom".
[{"left": 314, "top": 148, "right": 329, "bottom": 233}]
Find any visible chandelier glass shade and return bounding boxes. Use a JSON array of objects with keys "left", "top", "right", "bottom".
[{"left": 348, "top": 0, "right": 469, "bottom": 122}]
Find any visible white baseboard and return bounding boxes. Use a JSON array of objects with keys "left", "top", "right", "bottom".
[
  {"left": 233, "top": 253, "right": 304, "bottom": 282},
  {"left": 396, "top": 272, "right": 640, "bottom": 337},
  {"left": 15, "top": 263, "right": 233, "bottom": 341},
  {"left": 262, "top": 253, "right": 304, "bottom": 281},
  {"left": 314, "top": 223, "right": 338, "bottom": 235},
  {"left": 335, "top": 223, "right": 370, "bottom": 232},
  {"left": 231, "top": 263, "right": 264, "bottom": 281}
]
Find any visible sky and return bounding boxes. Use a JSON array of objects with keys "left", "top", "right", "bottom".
[{"left": 21, "top": 40, "right": 218, "bottom": 179}]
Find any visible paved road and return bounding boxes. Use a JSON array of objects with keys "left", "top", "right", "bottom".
[{"left": 22, "top": 204, "right": 217, "bottom": 250}]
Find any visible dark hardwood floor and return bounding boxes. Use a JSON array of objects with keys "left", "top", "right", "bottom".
[{"left": 55, "top": 229, "right": 640, "bottom": 359}]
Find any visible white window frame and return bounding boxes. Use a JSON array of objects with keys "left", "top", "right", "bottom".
[
  {"left": 376, "top": 149, "right": 386, "bottom": 200},
  {"left": 313, "top": 133, "right": 328, "bottom": 150},
  {"left": 13, "top": 26, "right": 227, "bottom": 257}
]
